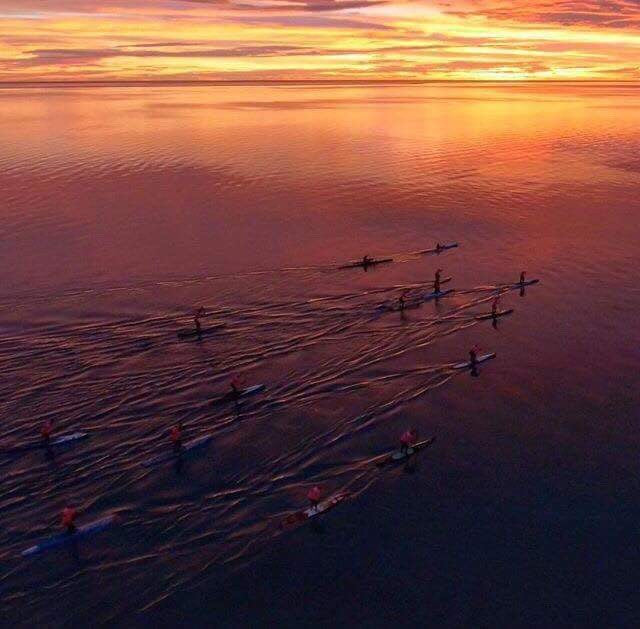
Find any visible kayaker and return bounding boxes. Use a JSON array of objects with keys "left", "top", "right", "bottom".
[
  {"left": 362, "top": 255, "right": 373, "bottom": 266},
  {"left": 170, "top": 422, "right": 183, "bottom": 455},
  {"left": 436, "top": 242, "right": 442, "bottom": 251},
  {"left": 434, "top": 269, "right": 443, "bottom": 294},
  {"left": 307, "top": 485, "right": 322, "bottom": 508},
  {"left": 398, "top": 291, "right": 408, "bottom": 312},
  {"left": 400, "top": 428, "right": 418, "bottom": 455},
  {"left": 519, "top": 271, "right": 526, "bottom": 284},
  {"left": 491, "top": 296, "right": 500, "bottom": 316},
  {"left": 61, "top": 506, "right": 78, "bottom": 535},
  {"left": 41, "top": 419, "right": 54, "bottom": 447}
]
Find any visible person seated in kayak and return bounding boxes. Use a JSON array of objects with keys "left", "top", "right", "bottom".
[
  {"left": 170, "top": 422, "right": 183, "bottom": 455},
  {"left": 307, "top": 485, "right": 322, "bottom": 509},
  {"left": 41, "top": 419, "right": 54, "bottom": 447},
  {"left": 491, "top": 296, "right": 500, "bottom": 316},
  {"left": 61, "top": 506, "right": 78, "bottom": 535},
  {"left": 194, "top": 307, "right": 206, "bottom": 335},
  {"left": 362, "top": 255, "right": 373, "bottom": 266},
  {"left": 436, "top": 242, "right": 442, "bottom": 251},
  {"left": 519, "top": 271, "right": 526, "bottom": 284},
  {"left": 400, "top": 428, "right": 418, "bottom": 455},
  {"left": 434, "top": 269, "right": 443, "bottom": 294},
  {"left": 469, "top": 345, "right": 480, "bottom": 367}
]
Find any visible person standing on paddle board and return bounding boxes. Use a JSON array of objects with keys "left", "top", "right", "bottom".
[
  {"left": 469, "top": 345, "right": 481, "bottom": 367},
  {"left": 434, "top": 269, "right": 443, "bottom": 294},
  {"left": 362, "top": 255, "right": 373, "bottom": 266},
  {"left": 307, "top": 486, "right": 322, "bottom": 508},
  {"left": 230, "top": 375, "right": 246, "bottom": 399},
  {"left": 194, "top": 307, "right": 206, "bottom": 336},
  {"left": 519, "top": 271, "right": 526, "bottom": 285},
  {"left": 491, "top": 296, "right": 500, "bottom": 317},
  {"left": 400, "top": 429, "right": 418, "bottom": 455},
  {"left": 41, "top": 419, "right": 54, "bottom": 447},
  {"left": 61, "top": 506, "right": 78, "bottom": 535},
  {"left": 171, "top": 422, "right": 183, "bottom": 455}
]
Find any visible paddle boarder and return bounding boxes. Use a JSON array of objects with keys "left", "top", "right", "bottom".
[
  {"left": 307, "top": 485, "right": 322, "bottom": 509},
  {"left": 519, "top": 271, "right": 526, "bottom": 285},
  {"left": 362, "top": 255, "right": 373, "bottom": 266},
  {"left": 397, "top": 290, "right": 410, "bottom": 312},
  {"left": 230, "top": 375, "right": 246, "bottom": 399},
  {"left": 41, "top": 419, "right": 53, "bottom": 448},
  {"left": 469, "top": 345, "right": 480, "bottom": 368},
  {"left": 170, "top": 422, "right": 183, "bottom": 455},
  {"left": 194, "top": 307, "right": 206, "bottom": 336},
  {"left": 400, "top": 428, "right": 418, "bottom": 455},
  {"left": 491, "top": 296, "right": 500, "bottom": 317},
  {"left": 434, "top": 269, "right": 443, "bottom": 294},
  {"left": 61, "top": 506, "right": 78, "bottom": 535}
]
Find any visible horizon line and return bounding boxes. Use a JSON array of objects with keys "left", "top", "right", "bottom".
[{"left": 1, "top": 78, "right": 640, "bottom": 88}]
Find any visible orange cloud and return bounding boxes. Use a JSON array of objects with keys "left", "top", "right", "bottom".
[{"left": 0, "top": 0, "right": 639, "bottom": 80}]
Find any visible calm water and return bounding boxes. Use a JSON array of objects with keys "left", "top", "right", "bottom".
[{"left": 1, "top": 83, "right": 639, "bottom": 627}]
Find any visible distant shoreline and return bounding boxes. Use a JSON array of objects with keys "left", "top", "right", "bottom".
[{"left": 1, "top": 79, "right": 639, "bottom": 89}]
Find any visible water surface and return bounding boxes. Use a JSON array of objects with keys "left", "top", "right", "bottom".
[{"left": 1, "top": 82, "right": 639, "bottom": 627}]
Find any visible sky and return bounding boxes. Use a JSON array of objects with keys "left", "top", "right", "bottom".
[{"left": 1, "top": 1, "right": 640, "bottom": 81}]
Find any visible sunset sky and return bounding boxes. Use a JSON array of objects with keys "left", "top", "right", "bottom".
[{"left": 1, "top": 0, "right": 640, "bottom": 81}]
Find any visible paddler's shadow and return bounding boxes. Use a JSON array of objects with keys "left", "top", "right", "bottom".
[
  {"left": 519, "top": 286, "right": 526, "bottom": 298},
  {"left": 404, "top": 455, "right": 419, "bottom": 474},
  {"left": 470, "top": 366, "right": 480, "bottom": 378},
  {"left": 69, "top": 538, "right": 81, "bottom": 563},
  {"left": 310, "top": 519, "right": 326, "bottom": 535},
  {"left": 492, "top": 317, "right": 499, "bottom": 331}
]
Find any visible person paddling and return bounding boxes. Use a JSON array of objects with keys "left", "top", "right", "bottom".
[
  {"left": 194, "top": 307, "right": 206, "bottom": 336},
  {"left": 519, "top": 271, "right": 526, "bottom": 285},
  {"left": 61, "top": 506, "right": 78, "bottom": 535},
  {"left": 230, "top": 376, "right": 246, "bottom": 399},
  {"left": 400, "top": 428, "right": 418, "bottom": 455},
  {"left": 433, "top": 269, "right": 443, "bottom": 294},
  {"left": 307, "top": 485, "right": 322, "bottom": 509},
  {"left": 398, "top": 290, "right": 409, "bottom": 312},
  {"left": 170, "top": 421, "right": 183, "bottom": 455},
  {"left": 41, "top": 419, "right": 54, "bottom": 448},
  {"left": 469, "top": 345, "right": 480, "bottom": 368},
  {"left": 491, "top": 295, "right": 500, "bottom": 317},
  {"left": 362, "top": 255, "right": 373, "bottom": 266}
]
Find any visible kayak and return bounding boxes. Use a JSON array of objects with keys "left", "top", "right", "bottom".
[
  {"left": 282, "top": 490, "right": 350, "bottom": 526},
  {"left": 177, "top": 323, "right": 225, "bottom": 339},
  {"left": 376, "top": 437, "right": 436, "bottom": 467},
  {"left": 142, "top": 434, "right": 213, "bottom": 467},
  {"left": 339, "top": 258, "right": 393, "bottom": 270},
  {"left": 1, "top": 432, "right": 89, "bottom": 455},
  {"left": 213, "top": 384, "right": 266, "bottom": 405},
  {"left": 453, "top": 352, "right": 496, "bottom": 370},
  {"left": 423, "top": 288, "right": 454, "bottom": 302},
  {"left": 419, "top": 243, "right": 459, "bottom": 254},
  {"left": 21, "top": 515, "right": 118, "bottom": 557},
  {"left": 475, "top": 308, "right": 514, "bottom": 321},
  {"left": 517, "top": 279, "right": 539, "bottom": 287}
]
